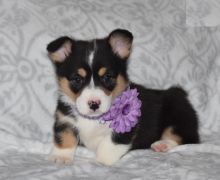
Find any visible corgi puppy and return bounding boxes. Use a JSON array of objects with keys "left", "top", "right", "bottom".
[{"left": 47, "top": 29, "right": 199, "bottom": 165}]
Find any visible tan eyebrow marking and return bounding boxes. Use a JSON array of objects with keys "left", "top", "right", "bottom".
[
  {"left": 98, "top": 67, "right": 107, "bottom": 77},
  {"left": 78, "top": 68, "right": 87, "bottom": 78}
]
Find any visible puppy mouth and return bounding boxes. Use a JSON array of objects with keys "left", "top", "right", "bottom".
[
  {"left": 87, "top": 110, "right": 104, "bottom": 117},
  {"left": 75, "top": 106, "right": 108, "bottom": 119}
]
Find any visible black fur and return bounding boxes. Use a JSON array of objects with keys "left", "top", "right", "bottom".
[
  {"left": 112, "top": 84, "right": 200, "bottom": 149},
  {"left": 47, "top": 36, "right": 72, "bottom": 52},
  {"left": 57, "top": 100, "right": 75, "bottom": 118}
]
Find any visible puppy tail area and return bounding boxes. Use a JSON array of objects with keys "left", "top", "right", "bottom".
[{"left": 162, "top": 86, "right": 200, "bottom": 145}]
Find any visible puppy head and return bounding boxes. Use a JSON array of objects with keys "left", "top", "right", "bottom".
[{"left": 47, "top": 29, "right": 133, "bottom": 117}]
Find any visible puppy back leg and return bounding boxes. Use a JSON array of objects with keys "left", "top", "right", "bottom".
[{"left": 151, "top": 127, "right": 181, "bottom": 152}]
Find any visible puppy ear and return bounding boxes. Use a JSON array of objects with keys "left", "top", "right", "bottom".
[
  {"left": 47, "top": 36, "right": 73, "bottom": 63},
  {"left": 108, "top": 29, "right": 133, "bottom": 59}
]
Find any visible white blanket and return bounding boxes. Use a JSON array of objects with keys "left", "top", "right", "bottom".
[{"left": 0, "top": 0, "right": 220, "bottom": 179}]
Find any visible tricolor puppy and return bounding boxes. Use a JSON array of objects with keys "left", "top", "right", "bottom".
[{"left": 47, "top": 29, "right": 199, "bottom": 165}]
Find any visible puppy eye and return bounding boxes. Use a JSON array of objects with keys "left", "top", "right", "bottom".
[
  {"left": 101, "top": 73, "right": 116, "bottom": 90},
  {"left": 70, "top": 74, "right": 84, "bottom": 90},
  {"left": 102, "top": 73, "right": 113, "bottom": 82}
]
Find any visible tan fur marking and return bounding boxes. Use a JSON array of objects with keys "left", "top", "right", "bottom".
[
  {"left": 78, "top": 68, "right": 87, "bottom": 78},
  {"left": 59, "top": 77, "right": 78, "bottom": 101},
  {"left": 112, "top": 74, "right": 128, "bottom": 99},
  {"left": 101, "top": 87, "right": 111, "bottom": 96},
  {"left": 49, "top": 53, "right": 62, "bottom": 62},
  {"left": 98, "top": 67, "right": 107, "bottom": 77},
  {"left": 57, "top": 130, "right": 77, "bottom": 149},
  {"left": 161, "top": 127, "right": 182, "bottom": 145},
  {"left": 54, "top": 111, "right": 77, "bottom": 149}
]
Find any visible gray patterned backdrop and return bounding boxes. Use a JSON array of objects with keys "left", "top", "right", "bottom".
[{"left": 0, "top": 0, "right": 220, "bottom": 179}]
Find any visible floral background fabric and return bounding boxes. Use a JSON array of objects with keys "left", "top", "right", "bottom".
[
  {"left": 186, "top": 0, "right": 220, "bottom": 26},
  {"left": 0, "top": 0, "right": 220, "bottom": 179}
]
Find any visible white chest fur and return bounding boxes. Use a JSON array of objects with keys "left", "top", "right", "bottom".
[
  {"left": 59, "top": 93, "right": 112, "bottom": 151},
  {"left": 55, "top": 110, "right": 130, "bottom": 165},
  {"left": 57, "top": 93, "right": 130, "bottom": 165},
  {"left": 74, "top": 117, "right": 130, "bottom": 165},
  {"left": 73, "top": 117, "right": 112, "bottom": 151}
]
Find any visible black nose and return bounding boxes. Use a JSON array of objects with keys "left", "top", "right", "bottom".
[{"left": 88, "top": 100, "right": 101, "bottom": 111}]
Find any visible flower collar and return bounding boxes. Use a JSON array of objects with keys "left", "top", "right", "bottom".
[
  {"left": 102, "top": 87, "right": 142, "bottom": 133},
  {"left": 72, "top": 87, "right": 142, "bottom": 133}
]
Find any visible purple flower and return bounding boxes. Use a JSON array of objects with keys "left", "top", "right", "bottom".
[{"left": 102, "top": 88, "right": 141, "bottom": 133}]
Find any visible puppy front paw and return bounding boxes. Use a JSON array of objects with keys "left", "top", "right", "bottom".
[
  {"left": 49, "top": 154, "right": 73, "bottom": 164},
  {"left": 96, "top": 136, "right": 130, "bottom": 166},
  {"left": 49, "top": 147, "right": 75, "bottom": 164},
  {"left": 96, "top": 153, "right": 118, "bottom": 166}
]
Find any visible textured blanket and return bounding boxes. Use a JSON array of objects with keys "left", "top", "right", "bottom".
[{"left": 0, "top": 0, "right": 220, "bottom": 179}]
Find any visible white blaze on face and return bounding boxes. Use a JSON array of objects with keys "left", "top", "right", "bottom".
[
  {"left": 88, "top": 50, "right": 94, "bottom": 67},
  {"left": 89, "top": 74, "right": 95, "bottom": 88}
]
